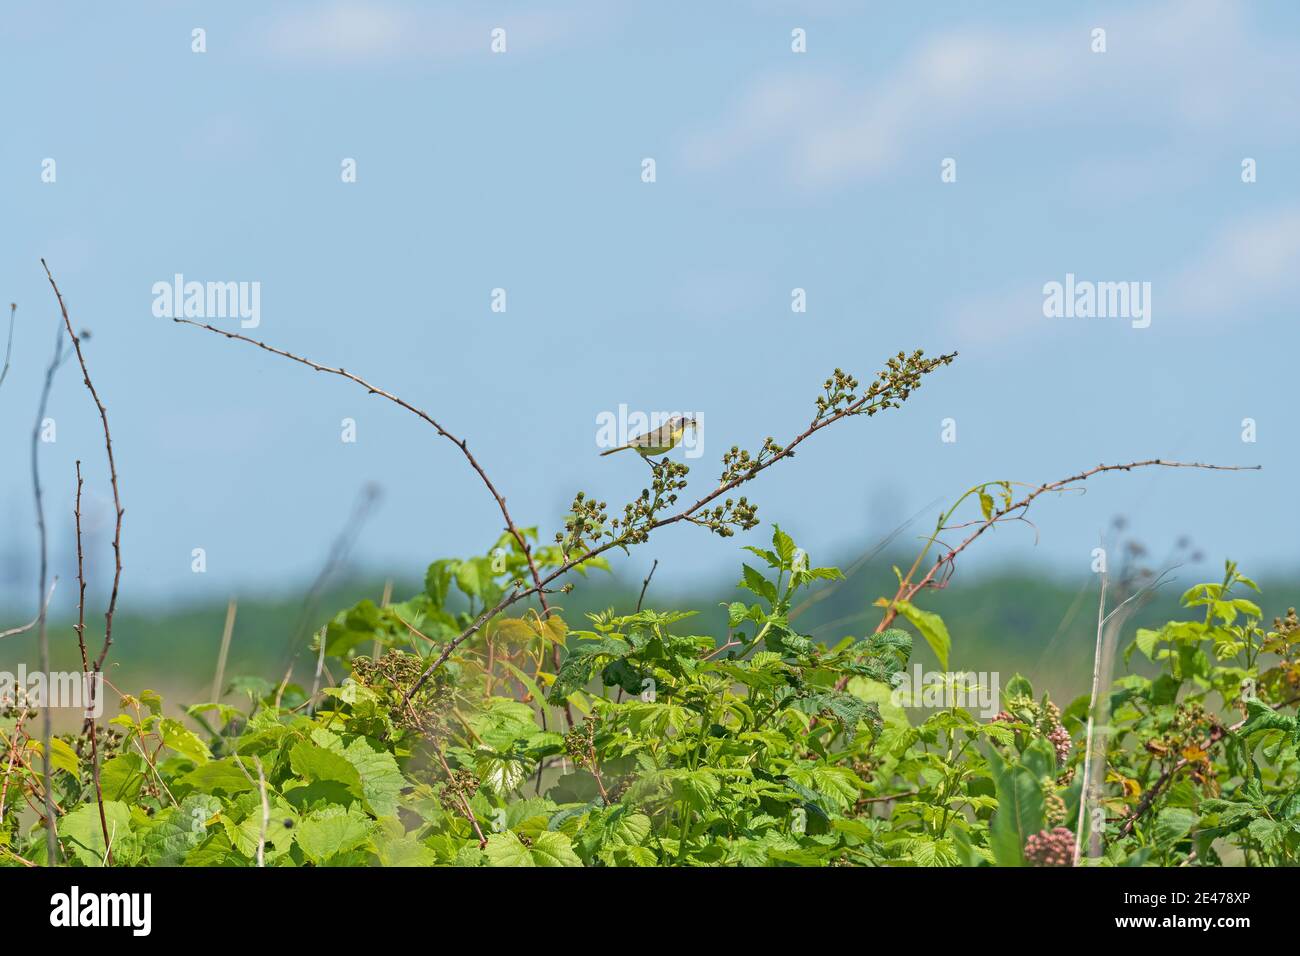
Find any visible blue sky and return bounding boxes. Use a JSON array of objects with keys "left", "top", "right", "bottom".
[{"left": 1, "top": 0, "right": 1297, "bottom": 613}]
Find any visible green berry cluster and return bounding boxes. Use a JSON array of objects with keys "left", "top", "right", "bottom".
[
  {"left": 814, "top": 368, "right": 861, "bottom": 419},
  {"left": 690, "top": 496, "right": 759, "bottom": 538},
  {"left": 993, "top": 694, "right": 1072, "bottom": 770},
  {"left": 719, "top": 437, "right": 785, "bottom": 485},
  {"left": 441, "top": 767, "right": 480, "bottom": 808},
  {"left": 556, "top": 490, "right": 609, "bottom": 555},
  {"left": 815, "top": 351, "right": 956, "bottom": 422},
  {"left": 612, "top": 460, "right": 690, "bottom": 544},
  {"left": 1043, "top": 787, "right": 1067, "bottom": 827},
  {"left": 351, "top": 650, "right": 452, "bottom": 738},
  {"left": 563, "top": 717, "right": 598, "bottom": 768}
]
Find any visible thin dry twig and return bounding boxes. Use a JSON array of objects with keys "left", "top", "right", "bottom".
[
  {"left": 174, "top": 320, "right": 570, "bottom": 722},
  {"left": 422, "top": 727, "right": 487, "bottom": 848},
  {"left": 0, "top": 580, "right": 58, "bottom": 641},
  {"left": 875, "top": 460, "right": 1261, "bottom": 635},
  {"left": 0, "top": 303, "right": 15, "bottom": 394},
  {"left": 859, "top": 788, "right": 919, "bottom": 804},
  {"left": 75, "top": 462, "right": 113, "bottom": 865},
  {"left": 43, "top": 260, "right": 123, "bottom": 672},
  {"left": 31, "top": 312, "right": 67, "bottom": 866},
  {"left": 0, "top": 705, "right": 31, "bottom": 824},
  {"left": 636, "top": 559, "right": 659, "bottom": 613},
  {"left": 827, "top": 459, "right": 1258, "bottom": 697}
]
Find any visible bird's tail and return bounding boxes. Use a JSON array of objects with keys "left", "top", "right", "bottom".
[{"left": 600, "top": 445, "right": 631, "bottom": 456}]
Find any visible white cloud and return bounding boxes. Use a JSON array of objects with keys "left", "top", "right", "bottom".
[
  {"left": 254, "top": 1, "right": 582, "bottom": 65},
  {"left": 682, "top": 0, "right": 1299, "bottom": 188},
  {"left": 262, "top": 2, "right": 413, "bottom": 62},
  {"left": 1165, "top": 205, "right": 1300, "bottom": 319},
  {"left": 943, "top": 204, "right": 1300, "bottom": 351}
]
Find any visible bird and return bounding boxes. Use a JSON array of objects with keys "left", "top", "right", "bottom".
[{"left": 600, "top": 415, "right": 698, "bottom": 458}]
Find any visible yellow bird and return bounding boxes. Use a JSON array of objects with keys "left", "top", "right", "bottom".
[{"left": 601, "top": 415, "right": 698, "bottom": 458}]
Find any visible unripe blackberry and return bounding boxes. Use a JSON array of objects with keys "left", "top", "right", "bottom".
[
  {"left": 1044, "top": 791, "right": 1067, "bottom": 827},
  {"left": 1024, "top": 827, "right": 1074, "bottom": 867}
]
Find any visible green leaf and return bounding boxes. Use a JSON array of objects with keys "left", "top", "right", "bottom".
[
  {"left": 60, "top": 801, "right": 133, "bottom": 866},
  {"left": 376, "top": 834, "right": 440, "bottom": 867},
  {"left": 547, "top": 637, "right": 631, "bottom": 703},
  {"left": 98, "top": 753, "right": 146, "bottom": 802},
  {"left": 789, "top": 691, "right": 881, "bottom": 735},
  {"left": 605, "top": 811, "right": 653, "bottom": 847},
  {"left": 987, "top": 748, "right": 1044, "bottom": 867},
  {"left": 160, "top": 718, "right": 211, "bottom": 765},
  {"left": 339, "top": 736, "right": 406, "bottom": 816},
  {"left": 140, "top": 794, "right": 222, "bottom": 866},
  {"left": 772, "top": 525, "right": 796, "bottom": 566},
  {"left": 424, "top": 559, "right": 454, "bottom": 607},
  {"left": 1154, "top": 807, "right": 1196, "bottom": 848},
  {"left": 47, "top": 737, "right": 81, "bottom": 781},
  {"left": 484, "top": 830, "right": 583, "bottom": 867},
  {"left": 476, "top": 752, "right": 529, "bottom": 796},
  {"left": 288, "top": 739, "right": 364, "bottom": 803},
  {"left": 668, "top": 769, "right": 721, "bottom": 813},
  {"left": 177, "top": 758, "right": 258, "bottom": 797},
  {"left": 894, "top": 600, "right": 951, "bottom": 670},
  {"left": 295, "top": 806, "right": 374, "bottom": 864},
  {"left": 787, "top": 765, "right": 860, "bottom": 811},
  {"left": 740, "top": 564, "right": 778, "bottom": 604},
  {"left": 530, "top": 830, "right": 584, "bottom": 866},
  {"left": 455, "top": 560, "right": 483, "bottom": 599},
  {"left": 1239, "top": 699, "right": 1297, "bottom": 738},
  {"left": 1021, "top": 737, "right": 1057, "bottom": 780},
  {"left": 742, "top": 546, "right": 782, "bottom": 569},
  {"left": 1131, "top": 628, "right": 1161, "bottom": 661}
]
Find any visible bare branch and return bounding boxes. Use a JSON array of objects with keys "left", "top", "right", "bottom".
[
  {"left": 75, "top": 461, "right": 112, "bottom": 866},
  {"left": 171, "top": 319, "right": 593, "bottom": 729},
  {"left": 0, "top": 579, "right": 57, "bottom": 641},
  {"left": 874, "top": 459, "right": 1262, "bottom": 635},
  {"left": 0, "top": 303, "right": 15, "bottom": 394},
  {"left": 636, "top": 559, "right": 659, "bottom": 613},
  {"left": 42, "top": 260, "right": 123, "bottom": 671},
  {"left": 172, "top": 319, "right": 554, "bottom": 592},
  {"left": 30, "top": 312, "right": 66, "bottom": 865}
]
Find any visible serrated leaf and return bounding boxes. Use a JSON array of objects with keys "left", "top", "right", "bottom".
[
  {"left": 295, "top": 806, "right": 374, "bottom": 864},
  {"left": 740, "top": 564, "right": 777, "bottom": 604},
  {"left": 894, "top": 600, "right": 951, "bottom": 670},
  {"left": 59, "top": 800, "right": 133, "bottom": 866}
]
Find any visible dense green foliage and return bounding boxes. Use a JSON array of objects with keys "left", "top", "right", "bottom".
[
  {"left": 3, "top": 346, "right": 1292, "bottom": 867},
  {"left": 5, "top": 529, "right": 1296, "bottom": 867}
]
